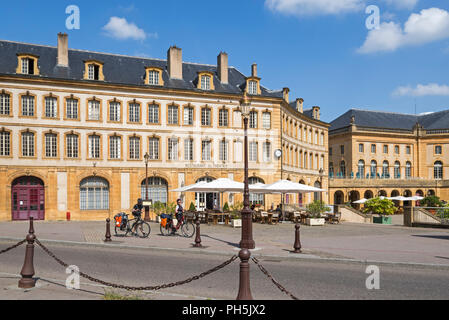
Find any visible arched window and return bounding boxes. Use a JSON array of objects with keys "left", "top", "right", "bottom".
[
  {"left": 249, "top": 177, "right": 264, "bottom": 206},
  {"left": 141, "top": 177, "right": 168, "bottom": 204},
  {"left": 357, "top": 160, "right": 365, "bottom": 178},
  {"left": 405, "top": 161, "right": 412, "bottom": 178},
  {"left": 382, "top": 161, "right": 389, "bottom": 178},
  {"left": 370, "top": 160, "right": 377, "bottom": 177},
  {"left": 80, "top": 177, "right": 109, "bottom": 210},
  {"left": 434, "top": 161, "right": 443, "bottom": 179},
  {"left": 394, "top": 161, "right": 401, "bottom": 179}
]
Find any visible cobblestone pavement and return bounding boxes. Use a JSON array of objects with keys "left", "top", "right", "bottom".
[{"left": 1, "top": 218, "right": 449, "bottom": 265}]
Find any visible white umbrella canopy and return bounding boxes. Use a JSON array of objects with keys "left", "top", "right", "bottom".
[
  {"left": 408, "top": 196, "right": 424, "bottom": 201},
  {"left": 261, "top": 180, "right": 325, "bottom": 194},
  {"left": 353, "top": 198, "right": 368, "bottom": 204},
  {"left": 187, "top": 178, "right": 244, "bottom": 193},
  {"left": 248, "top": 182, "right": 267, "bottom": 193},
  {"left": 389, "top": 196, "right": 410, "bottom": 201}
]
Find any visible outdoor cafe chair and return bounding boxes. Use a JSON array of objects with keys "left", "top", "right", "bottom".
[{"left": 260, "top": 211, "right": 268, "bottom": 224}]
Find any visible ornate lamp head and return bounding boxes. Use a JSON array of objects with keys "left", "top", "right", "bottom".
[{"left": 240, "top": 92, "right": 251, "bottom": 118}]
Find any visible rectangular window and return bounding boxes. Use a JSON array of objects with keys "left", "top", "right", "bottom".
[
  {"left": 248, "top": 81, "right": 258, "bottom": 95},
  {"left": 202, "top": 140, "right": 211, "bottom": 161},
  {"left": 202, "top": 108, "right": 211, "bottom": 126},
  {"left": 128, "top": 103, "right": 140, "bottom": 123},
  {"left": 21, "top": 95, "right": 35, "bottom": 116},
  {"left": 168, "top": 106, "right": 178, "bottom": 125},
  {"left": 263, "top": 142, "right": 271, "bottom": 162},
  {"left": 183, "top": 107, "right": 194, "bottom": 125},
  {"left": 359, "top": 144, "right": 364, "bottom": 152},
  {"left": 88, "top": 100, "right": 100, "bottom": 121},
  {"left": 129, "top": 137, "right": 140, "bottom": 160},
  {"left": 340, "top": 145, "right": 344, "bottom": 155},
  {"left": 148, "top": 71, "right": 159, "bottom": 85},
  {"left": 168, "top": 138, "right": 178, "bottom": 160},
  {"left": 88, "top": 135, "right": 100, "bottom": 159},
  {"left": 201, "top": 75, "right": 211, "bottom": 90},
  {"left": 435, "top": 146, "right": 442, "bottom": 155},
  {"left": 109, "top": 136, "right": 121, "bottom": 159},
  {"left": 395, "top": 145, "right": 400, "bottom": 154},
  {"left": 88, "top": 64, "right": 99, "bottom": 80},
  {"left": 109, "top": 101, "right": 121, "bottom": 122},
  {"left": 249, "top": 111, "right": 257, "bottom": 129},
  {"left": 0, "top": 132, "right": 10, "bottom": 156},
  {"left": 406, "top": 146, "right": 411, "bottom": 154},
  {"left": 0, "top": 93, "right": 11, "bottom": 115},
  {"left": 22, "top": 132, "right": 34, "bottom": 157},
  {"left": 249, "top": 142, "right": 258, "bottom": 162},
  {"left": 45, "top": 97, "right": 57, "bottom": 118},
  {"left": 329, "top": 148, "right": 333, "bottom": 156},
  {"left": 21, "top": 58, "right": 34, "bottom": 75},
  {"left": 45, "top": 133, "right": 57, "bottom": 158},
  {"left": 262, "top": 112, "right": 271, "bottom": 129},
  {"left": 383, "top": 145, "right": 388, "bottom": 154},
  {"left": 66, "top": 99, "right": 78, "bottom": 119},
  {"left": 219, "top": 140, "right": 228, "bottom": 161},
  {"left": 148, "top": 104, "right": 159, "bottom": 124},
  {"left": 66, "top": 134, "right": 78, "bottom": 158},
  {"left": 219, "top": 109, "right": 228, "bottom": 127},
  {"left": 184, "top": 139, "right": 193, "bottom": 161},
  {"left": 148, "top": 138, "right": 159, "bottom": 160}
]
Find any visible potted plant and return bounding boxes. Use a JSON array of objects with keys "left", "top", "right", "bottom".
[
  {"left": 152, "top": 201, "right": 163, "bottom": 222},
  {"left": 223, "top": 202, "right": 230, "bottom": 213},
  {"left": 305, "top": 200, "right": 331, "bottom": 226},
  {"left": 363, "top": 197, "right": 395, "bottom": 224},
  {"left": 189, "top": 202, "right": 197, "bottom": 212},
  {"left": 230, "top": 202, "right": 243, "bottom": 228},
  {"left": 421, "top": 196, "right": 442, "bottom": 214}
]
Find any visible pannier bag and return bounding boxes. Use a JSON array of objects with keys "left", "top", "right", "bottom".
[
  {"left": 161, "top": 218, "right": 167, "bottom": 228},
  {"left": 114, "top": 214, "right": 122, "bottom": 227}
]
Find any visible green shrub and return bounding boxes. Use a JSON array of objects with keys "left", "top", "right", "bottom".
[
  {"left": 306, "top": 200, "right": 331, "bottom": 218},
  {"left": 363, "top": 198, "right": 395, "bottom": 216},
  {"left": 421, "top": 196, "right": 442, "bottom": 208},
  {"left": 223, "top": 202, "right": 230, "bottom": 212},
  {"left": 189, "top": 202, "right": 196, "bottom": 211}
]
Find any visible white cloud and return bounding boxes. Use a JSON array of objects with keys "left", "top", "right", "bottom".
[
  {"left": 358, "top": 8, "right": 449, "bottom": 54},
  {"left": 383, "top": 0, "right": 418, "bottom": 10},
  {"left": 102, "top": 17, "right": 148, "bottom": 41},
  {"left": 393, "top": 83, "right": 449, "bottom": 96},
  {"left": 265, "top": 0, "right": 365, "bottom": 16}
]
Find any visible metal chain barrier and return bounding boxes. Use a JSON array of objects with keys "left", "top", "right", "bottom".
[
  {"left": 252, "top": 257, "right": 299, "bottom": 300},
  {"left": 35, "top": 238, "right": 238, "bottom": 291},
  {"left": 0, "top": 239, "right": 26, "bottom": 255}
]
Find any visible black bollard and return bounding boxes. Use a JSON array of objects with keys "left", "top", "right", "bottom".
[
  {"left": 236, "top": 248, "right": 253, "bottom": 300},
  {"left": 104, "top": 218, "right": 112, "bottom": 242},
  {"left": 293, "top": 223, "right": 302, "bottom": 253},
  {"left": 18, "top": 217, "right": 36, "bottom": 289},
  {"left": 193, "top": 214, "right": 202, "bottom": 248}
]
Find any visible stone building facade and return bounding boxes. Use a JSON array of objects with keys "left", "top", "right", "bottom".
[
  {"left": 0, "top": 33, "right": 328, "bottom": 221},
  {"left": 328, "top": 109, "right": 449, "bottom": 207}
]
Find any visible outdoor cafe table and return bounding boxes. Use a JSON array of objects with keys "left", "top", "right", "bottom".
[{"left": 207, "top": 212, "right": 231, "bottom": 225}]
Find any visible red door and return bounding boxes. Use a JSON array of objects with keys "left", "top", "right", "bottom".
[{"left": 12, "top": 177, "right": 45, "bottom": 221}]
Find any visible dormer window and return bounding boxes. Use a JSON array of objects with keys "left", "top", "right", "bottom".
[
  {"left": 16, "top": 54, "right": 39, "bottom": 75},
  {"left": 248, "top": 81, "right": 258, "bottom": 95},
  {"left": 145, "top": 67, "right": 164, "bottom": 86},
  {"left": 84, "top": 60, "right": 104, "bottom": 81},
  {"left": 197, "top": 72, "right": 215, "bottom": 91}
]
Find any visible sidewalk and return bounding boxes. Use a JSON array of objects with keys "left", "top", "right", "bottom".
[{"left": 1, "top": 219, "right": 449, "bottom": 266}]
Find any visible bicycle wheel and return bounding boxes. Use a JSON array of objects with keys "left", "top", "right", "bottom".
[
  {"left": 136, "top": 221, "right": 151, "bottom": 238},
  {"left": 114, "top": 222, "right": 128, "bottom": 237},
  {"left": 160, "top": 223, "right": 171, "bottom": 236},
  {"left": 181, "top": 222, "right": 195, "bottom": 238}
]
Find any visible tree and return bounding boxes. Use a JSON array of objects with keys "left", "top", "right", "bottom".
[
  {"left": 363, "top": 198, "right": 395, "bottom": 216},
  {"left": 306, "top": 200, "right": 331, "bottom": 218},
  {"left": 421, "top": 196, "right": 442, "bottom": 208},
  {"left": 223, "top": 202, "right": 230, "bottom": 212},
  {"left": 188, "top": 202, "right": 196, "bottom": 212}
]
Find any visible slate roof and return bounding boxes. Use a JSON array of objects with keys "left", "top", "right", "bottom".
[
  {"left": 0, "top": 40, "right": 284, "bottom": 98},
  {"left": 287, "top": 101, "right": 316, "bottom": 121},
  {"left": 330, "top": 109, "right": 449, "bottom": 132}
]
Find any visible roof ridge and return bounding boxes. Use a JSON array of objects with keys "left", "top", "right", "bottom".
[{"left": 350, "top": 108, "right": 418, "bottom": 117}]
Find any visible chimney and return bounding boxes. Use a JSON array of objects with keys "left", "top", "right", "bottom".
[
  {"left": 57, "top": 33, "right": 69, "bottom": 67},
  {"left": 296, "top": 98, "right": 304, "bottom": 113},
  {"left": 283, "top": 87, "right": 290, "bottom": 103},
  {"left": 167, "top": 46, "right": 183, "bottom": 79},
  {"left": 312, "top": 106, "right": 321, "bottom": 120},
  {"left": 251, "top": 64, "right": 257, "bottom": 77},
  {"left": 217, "top": 52, "right": 228, "bottom": 84}
]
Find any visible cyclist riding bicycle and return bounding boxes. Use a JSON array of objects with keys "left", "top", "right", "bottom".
[
  {"left": 131, "top": 198, "right": 144, "bottom": 233},
  {"left": 172, "top": 198, "right": 184, "bottom": 234}
]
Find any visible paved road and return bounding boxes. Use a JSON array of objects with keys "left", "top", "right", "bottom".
[{"left": 1, "top": 241, "right": 448, "bottom": 300}]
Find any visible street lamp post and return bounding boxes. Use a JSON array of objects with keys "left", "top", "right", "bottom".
[
  {"left": 144, "top": 152, "right": 150, "bottom": 222},
  {"left": 239, "top": 92, "right": 255, "bottom": 250}
]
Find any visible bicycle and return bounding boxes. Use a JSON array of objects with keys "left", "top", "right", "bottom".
[
  {"left": 114, "top": 212, "right": 151, "bottom": 238},
  {"left": 160, "top": 213, "right": 195, "bottom": 238}
]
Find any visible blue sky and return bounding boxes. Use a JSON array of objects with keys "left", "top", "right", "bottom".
[{"left": 1, "top": 0, "right": 449, "bottom": 122}]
